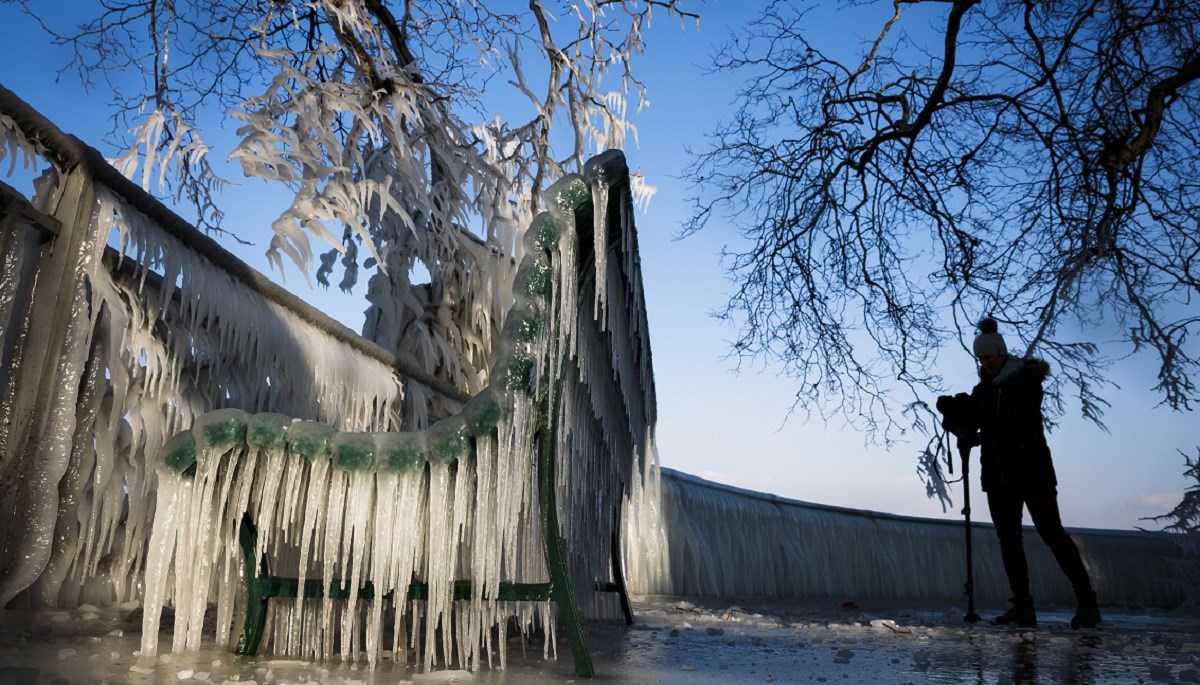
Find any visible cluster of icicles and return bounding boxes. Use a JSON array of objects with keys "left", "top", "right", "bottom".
[
  {"left": 144, "top": 401, "right": 552, "bottom": 672},
  {"left": 138, "top": 153, "right": 666, "bottom": 672}
]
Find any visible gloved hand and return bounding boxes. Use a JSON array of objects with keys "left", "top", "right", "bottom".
[{"left": 957, "top": 432, "right": 980, "bottom": 451}]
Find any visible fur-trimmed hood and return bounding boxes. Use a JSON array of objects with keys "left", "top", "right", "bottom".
[
  {"left": 979, "top": 355, "right": 1051, "bottom": 385},
  {"left": 1024, "top": 357, "right": 1051, "bottom": 381}
]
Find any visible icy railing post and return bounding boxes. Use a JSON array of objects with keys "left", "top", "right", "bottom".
[{"left": 0, "top": 161, "right": 104, "bottom": 608}]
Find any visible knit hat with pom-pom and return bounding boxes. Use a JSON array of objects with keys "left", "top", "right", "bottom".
[{"left": 973, "top": 317, "right": 1008, "bottom": 358}]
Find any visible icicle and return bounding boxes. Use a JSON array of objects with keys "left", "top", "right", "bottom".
[
  {"left": 139, "top": 471, "right": 186, "bottom": 656},
  {"left": 591, "top": 180, "right": 609, "bottom": 327}
]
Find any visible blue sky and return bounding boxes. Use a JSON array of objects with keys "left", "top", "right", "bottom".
[{"left": 1, "top": 1, "right": 1193, "bottom": 530}]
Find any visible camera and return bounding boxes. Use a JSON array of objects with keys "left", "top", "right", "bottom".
[{"left": 936, "top": 392, "right": 974, "bottom": 439}]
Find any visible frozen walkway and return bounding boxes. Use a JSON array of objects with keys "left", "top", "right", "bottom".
[{"left": 3, "top": 595, "right": 1198, "bottom": 684}]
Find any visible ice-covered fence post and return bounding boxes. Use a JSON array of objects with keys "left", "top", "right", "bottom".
[
  {"left": 0, "top": 157, "right": 101, "bottom": 607},
  {"left": 0, "top": 180, "right": 61, "bottom": 393}
]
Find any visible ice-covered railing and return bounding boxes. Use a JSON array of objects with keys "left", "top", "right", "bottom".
[
  {"left": 0, "top": 84, "right": 472, "bottom": 610},
  {"left": 625, "top": 469, "right": 1188, "bottom": 609},
  {"left": 139, "top": 151, "right": 659, "bottom": 675}
]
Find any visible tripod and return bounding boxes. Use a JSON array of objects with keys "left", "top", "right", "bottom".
[{"left": 959, "top": 444, "right": 982, "bottom": 623}]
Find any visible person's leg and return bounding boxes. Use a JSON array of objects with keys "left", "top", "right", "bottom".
[
  {"left": 1024, "top": 487, "right": 1092, "bottom": 592},
  {"left": 987, "top": 489, "right": 1031, "bottom": 600},
  {"left": 1024, "top": 486, "right": 1101, "bottom": 628},
  {"left": 987, "top": 489, "right": 1036, "bottom": 625}
]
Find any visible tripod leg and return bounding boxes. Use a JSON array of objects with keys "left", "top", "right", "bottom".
[{"left": 960, "top": 447, "right": 981, "bottom": 623}]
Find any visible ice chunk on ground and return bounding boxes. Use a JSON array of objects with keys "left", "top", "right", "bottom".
[
  {"left": 869, "top": 619, "right": 914, "bottom": 634},
  {"left": 412, "top": 672, "right": 474, "bottom": 682}
]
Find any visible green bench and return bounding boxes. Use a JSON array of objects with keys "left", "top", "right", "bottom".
[{"left": 143, "top": 151, "right": 643, "bottom": 676}]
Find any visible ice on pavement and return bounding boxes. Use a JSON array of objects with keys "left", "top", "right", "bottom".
[{"left": 4, "top": 595, "right": 1197, "bottom": 684}]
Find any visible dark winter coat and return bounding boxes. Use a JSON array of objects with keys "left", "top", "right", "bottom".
[{"left": 969, "top": 356, "right": 1057, "bottom": 492}]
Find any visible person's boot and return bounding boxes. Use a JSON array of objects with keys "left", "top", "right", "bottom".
[
  {"left": 993, "top": 596, "right": 1037, "bottom": 627},
  {"left": 1071, "top": 590, "right": 1102, "bottom": 629}
]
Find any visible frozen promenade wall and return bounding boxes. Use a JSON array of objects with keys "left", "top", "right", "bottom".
[{"left": 624, "top": 469, "right": 1189, "bottom": 609}]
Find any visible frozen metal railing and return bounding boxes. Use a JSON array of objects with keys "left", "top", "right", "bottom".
[
  {"left": 0, "top": 84, "right": 469, "bottom": 404},
  {"left": 0, "top": 84, "right": 464, "bottom": 609}
]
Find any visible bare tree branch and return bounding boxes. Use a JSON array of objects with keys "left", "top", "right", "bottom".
[{"left": 686, "top": 0, "right": 1200, "bottom": 442}]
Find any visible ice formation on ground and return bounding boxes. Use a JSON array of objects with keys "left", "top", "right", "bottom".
[{"left": 3, "top": 596, "right": 1199, "bottom": 684}]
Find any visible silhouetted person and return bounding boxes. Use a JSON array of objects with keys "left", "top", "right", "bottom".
[{"left": 961, "top": 317, "right": 1101, "bottom": 629}]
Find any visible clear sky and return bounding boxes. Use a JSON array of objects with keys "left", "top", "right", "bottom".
[{"left": 1, "top": 1, "right": 1193, "bottom": 530}]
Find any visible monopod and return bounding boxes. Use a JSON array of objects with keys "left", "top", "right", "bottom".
[{"left": 959, "top": 443, "right": 982, "bottom": 623}]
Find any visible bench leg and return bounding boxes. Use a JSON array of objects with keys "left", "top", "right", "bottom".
[
  {"left": 610, "top": 504, "right": 634, "bottom": 626},
  {"left": 538, "top": 434, "right": 595, "bottom": 676},
  {"left": 235, "top": 514, "right": 268, "bottom": 655},
  {"left": 543, "top": 502, "right": 595, "bottom": 676}
]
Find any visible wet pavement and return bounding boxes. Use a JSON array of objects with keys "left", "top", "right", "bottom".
[{"left": 1, "top": 595, "right": 1198, "bottom": 684}]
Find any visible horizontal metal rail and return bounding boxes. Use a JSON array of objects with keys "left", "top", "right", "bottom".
[
  {"left": 255, "top": 577, "right": 554, "bottom": 602},
  {"left": 0, "top": 179, "right": 59, "bottom": 239}
]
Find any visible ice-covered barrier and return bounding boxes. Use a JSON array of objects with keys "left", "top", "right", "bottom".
[
  {"left": 0, "top": 86, "right": 421, "bottom": 611},
  {"left": 138, "top": 153, "right": 659, "bottom": 675},
  {"left": 624, "top": 469, "right": 1188, "bottom": 608}
]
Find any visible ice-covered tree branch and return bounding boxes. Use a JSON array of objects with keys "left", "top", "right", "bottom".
[{"left": 18, "top": 0, "right": 699, "bottom": 404}]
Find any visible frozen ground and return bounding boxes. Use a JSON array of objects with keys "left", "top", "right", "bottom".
[{"left": 2, "top": 595, "right": 1198, "bottom": 684}]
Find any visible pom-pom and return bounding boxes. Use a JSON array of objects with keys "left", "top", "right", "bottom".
[{"left": 977, "top": 317, "right": 999, "bottom": 334}]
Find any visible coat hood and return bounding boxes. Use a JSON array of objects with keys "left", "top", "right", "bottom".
[
  {"left": 979, "top": 355, "right": 1051, "bottom": 385},
  {"left": 1024, "top": 357, "right": 1051, "bottom": 381}
]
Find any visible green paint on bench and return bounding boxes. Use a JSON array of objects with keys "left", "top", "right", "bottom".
[
  {"left": 513, "top": 306, "right": 544, "bottom": 343},
  {"left": 235, "top": 516, "right": 556, "bottom": 657},
  {"left": 429, "top": 427, "right": 471, "bottom": 465},
  {"left": 287, "top": 421, "right": 335, "bottom": 460},
  {"left": 247, "top": 413, "right": 291, "bottom": 450},
  {"left": 533, "top": 215, "right": 560, "bottom": 252},
  {"left": 504, "top": 355, "right": 535, "bottom": 391},
  {"left": 380, "top": 441, "right": 424, "bottom": 472},
  {"left": 333, "top": 433, "right": 376, "bottom": 471},
  {"left": 553, "top": 177, "right": 590, "bottom": 213},
  {"left": 521, "top": 259, "right": 554, "bottom": 298},
  {"left": 161, "top": 432, "right": 197, "bottom": 474},
  {"left": 199, "top": 408, "right": 249, "bottom": 450},
  {"left": 463, "top": 391, "right": 504, "bottom": 437},
  {"left": 258, "top": 577, "right": 553, "bottom": 602}
]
